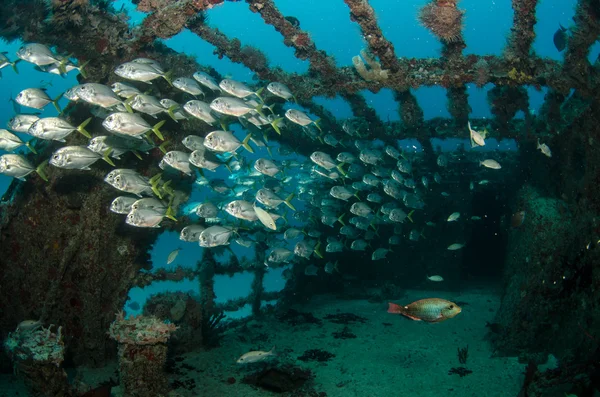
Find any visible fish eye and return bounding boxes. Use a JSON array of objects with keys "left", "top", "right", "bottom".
[{"left": 449, "top": 305, "right": 454, "bottom": 309}]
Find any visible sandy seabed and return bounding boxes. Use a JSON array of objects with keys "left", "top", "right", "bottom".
[{"left": 0, "top": 288, "right": 525, "bottom": 397}]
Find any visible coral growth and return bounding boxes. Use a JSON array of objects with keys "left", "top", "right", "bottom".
[
  {"left": 352, "top": 49, "right": 389, "bottom": 82},
  {"left": 419, "top": 0, "right": 464, "bottom": 43},
  {"left": 109, "top": 311, "right": 178, "bottom": 345},
  {"left": 109, "top": 312, "right": 178, "bottom": 396},
  {"left": 5, "top": 324, "right": 72, "bottom": 396}
]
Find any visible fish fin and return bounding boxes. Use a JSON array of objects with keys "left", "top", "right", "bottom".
[
  {"left": 220, "top": 119, "right": 228, "bottom": 132},
  {"left": 12, "top": 60, "right": 20, "bottom": 74},
  {"left": 241, "top": 133, "right": 254, "bottom": 153},
  {"left": 270, "top": 118, "right": 283, "bottom": 135},
  {"left": 152, "top": 120, "right": 166, "bottom": 141},
  {"left": 77, "top": 60, "right": 90, "bottom": 79},
  {"left": 103, "top": 148, "right": 116, "bottom": 166},
  {"left": 254, "top": 87, "right": 265, "bottom": 103},
  {"left": 52, "top": 93, "right": 63, "bottom": 113},
  {"left": 387, "top": 302, "right": 404, "bottom": 314},
  {"left": 123, "top": 101, "right": 134, "bottom": 113},
  {"left": 314, "top": 241, "right": 323, "bottom": 259},
  {"left": 165, "top": 206, "right": 177, "bottom": 222},
  {"left": 158, "top": 139, "right": 169, "bottom": 154},
  {"left": 284, "top": 193, "right": 296, "bottom": 211},
  {"left": 163, "top": 70, "right": 174, "bottom": 86},
  {"left": 166, "top": 105, "right": 179, "bottom": 123},
  {"left": 337, "top": 213, "right": 346, "bottom": 226},
  {"left": 407, "top": 210, "right": 414, "bottom": 223},
  {"left": 35, "top": 160, "right": 49, "bottom": 182},
  {"left": 77, "top": 117, "right": 92, "bottom": 138},
  {"left": 25, "top": 141, "right": 37, "bottom": 154},
  {"left": 266, "top": 146, "right": 273, "bottom": 158},
  {"left": 336, "top": 163, "right": 347, "bottom": 177},
  {"left": 313, "top": 118, "right": 322, "bottom": 133},
  {"left": 132, "top": 150, "right": 143, "bottom": 160}
]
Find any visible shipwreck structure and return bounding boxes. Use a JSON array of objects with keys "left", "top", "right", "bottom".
[{"left": 0, "top": 0, "right": 599, "bottom": 395}]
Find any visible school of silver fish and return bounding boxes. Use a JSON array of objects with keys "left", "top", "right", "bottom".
[{"left": 0, "top": 43, "right": 545, "bottom": 278}]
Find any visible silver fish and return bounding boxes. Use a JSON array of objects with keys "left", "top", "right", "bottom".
[
  {"left": 76, "top": 83, "right": 125, "bottom": 109},
  {"left": 193, "top": 71, "right": 221, "bottom": 92},
  {"left": 114, "top": 61, "right": 171, "bottom": 84},
  {"left": 126, "top": 208, "right": 165, "bottom": 228},
  {"left": 180, "top": 225, "right": 206, "bottom": 242},
  {"left": 210, "top": 96, "right": 257, "bottom": 117},
  {"left": 204, "top": 130, "right": 253, "bottom": 153},
  {"left": 49, "top": 146, "right": 106, "bottom": 170},
  {"left": 199, "top": 225, "right": 234, "bottom": 247},
  {"left": 110, "top": 196, "right": 138, "bottom": 214},
  {"left": 225, "top": 200, "right": 257, "bottom": 221},
  {"left": 267, "top": 82, "right": 294, "bottom": 100},
  {"left": 15, "top": 88, "right": 60, "bottom": 112},
  {"left": 28, "top": 117, "right": 91, "bottom": 141},
  {"left": 219, "top": 79, "right": 261, "bottom": 99},
  {"left": 173, "top": 77, "right": 204, "bottom": 96},
  {"left": 196, "top": 202, "right": 219, "bottom": 218},
  {"left": 103, "top": 112, "right": 165, "bottom": 140},
  {"left": 183, "top": 100, "right": 219, "bottom": 125},
  {"left": 0, "top": 154, "right": 44, "bottom": 180},
  {"left": 162, "top": 151, "right": 192, "bottom": 176},
  {"left": 254, "top": 158, "right": 280, "bottom": 177},
  {"left": 7, "top": 114, "right": 40, "bottom": 133}
]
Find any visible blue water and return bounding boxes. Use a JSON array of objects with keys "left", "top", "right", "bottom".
[{"left": 0, "top": 0, "right": 597, "bottom": 319}]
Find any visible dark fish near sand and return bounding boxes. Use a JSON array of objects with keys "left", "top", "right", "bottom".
[
  {"left": 553, "top": 24, "right": 568, "bottom": 52},
  {"left": 388, "top": 298, "right": 461, "bottom": 322}
]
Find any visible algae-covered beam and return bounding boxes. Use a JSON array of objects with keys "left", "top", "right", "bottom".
[
  {"left": 344, "top": 0, "right": 402, "bottom": 75},
  {"left": 561, "top": 0, "right": 600, "bottom": 97},
  {"left": 506, "top": 0, "right": 539, "bottom": 62},
  {"left": 394, "top": 90, "right": 424, "bottom": 132},
  {"left": 133, "top": 266, "right": 199, "bottom": 289},
  {"left": 138, "top": 0, "right": 224, "bottom": 39}
]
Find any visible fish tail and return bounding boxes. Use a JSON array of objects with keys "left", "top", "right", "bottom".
[
  {"left": 270, "top": 117, "right": 283, "bottom": 135},
  {"left": 25, "top": 141, "right": 37, "bottom": 154},
  {"left": 102, "top": 148, "right": 116, "bottom": 166},
  {"left": 158, "top": 139, "right": 169, "bottom": 155},
  {"left": 254, "top": 105, "right": 266, "bottom": 119},
  {"left": 336, "top": 163, "right": 347, "bottom": 177},
  {"left": 166, "top": 105, "right": 179, "bottom": 123},
  {"left": 52, "top": 93, "right": 63, "bottom": 114},
  {"left": 241, "top": 133, "right": 254, "bottom": 153},
  {"left": 314, "top": 241, "right": 323, "bottom": 259},
  {"left": 163, "top": 70, "right": 174, "bottom": 86},
  {"left": 407, "top": 210, "right": 414, "bottom": 223},
  {"left": 337, "top": 213, "right": 346, "bottom": 226},
  {"left": 284, "top": 193, "right": 296, "bottom": 211},
  {"left": 132, "top": 150, "right": 143, "bottom": 160},
  {"left": 387, "top": 302, "right": 405, "bottom": 315},
  {"left": 220, "top": 119, "right": 228, "bottom": 132},
  {"left": 254, "top": 87, "right": 264, "bottom": 103},
  {"left": 266, "top": 145, "right": 273, "bottom": 158},
  {"left": 11, "top": 59, "right": 20, "bottom": 74},
  {"left": 165, "top": 205, "right": 177, "bottom": 222},
  {"left": 56, "top": 55, "right": 70, "bottom": 76},
  {"left": 152, "top": 120, "right": 166, "bottom": 141},
  {"left": 35, "top": 160, "right": 49, "bottom": 182},
  {"left": 77, "top": 60, "right": 90, "bottom": 79},
  {"left": 314, "top": 118, "right": 322, "bottom": 133},
  {"left": 77, "top": 117, "right": 92, "bottom": 138}
]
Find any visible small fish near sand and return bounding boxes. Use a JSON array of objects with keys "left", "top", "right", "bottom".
[
  {"left": 427, "top": 275, "right": 444, "bottom": 282},
  {"left": 388, "top": 298, "right": 462, "bottom": 322},
  {"left": 237, "top": 347, "right": 276, "bottom": 364}
]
